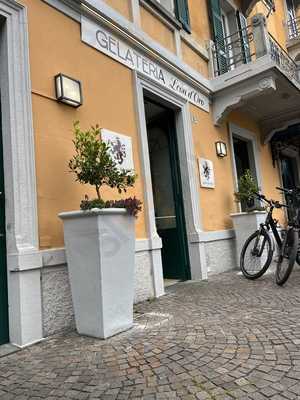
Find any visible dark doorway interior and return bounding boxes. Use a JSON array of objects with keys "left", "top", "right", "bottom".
[
  {"left": 144, "top": 97, "right": 190, "bottom": 281},
  {"left": 233, "top": 136, "right": 258, "bottom": 211}
]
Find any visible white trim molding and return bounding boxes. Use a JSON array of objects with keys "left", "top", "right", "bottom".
[
  {"left": 40, "top": 239, "right": 163, "bottom": 268},
  {"left": 229, "top": 123, "right": 263, "bottom": 212},
  {"left": 0, "top": 0, "right": 42, "bottom": 347},
  {"left": 134, "top": 72, "right": 208, "bottom": 285}
]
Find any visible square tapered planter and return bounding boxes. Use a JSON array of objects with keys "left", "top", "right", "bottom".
[
  {"left": 59, "top": 208, "right": 135, "bottom": 339},
  {"left": 231, "top": 211, "right": 267, "bottom": 268}
]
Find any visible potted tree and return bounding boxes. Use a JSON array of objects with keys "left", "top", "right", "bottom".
[
  {"left": 230, "top": 170, "right": 266, "bottom": 267},
  {"left": 59, "top": 122, "right": 142, "bottom": 339}
]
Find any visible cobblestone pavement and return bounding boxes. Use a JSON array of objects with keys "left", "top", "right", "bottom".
[{"left": 1, "top": 270, "right": 300, "bottom": 399}]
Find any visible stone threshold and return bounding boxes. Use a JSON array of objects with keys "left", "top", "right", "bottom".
[{"left": 0, "top": 343, "right": 20, "bottom": 359}]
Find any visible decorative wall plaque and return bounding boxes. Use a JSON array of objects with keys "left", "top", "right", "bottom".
[
  {"left": 101, "top": 129, "right": 134, "bottom": 171},
  {"left": 199, "top": 158, "right": 215, "bottom": 188}
]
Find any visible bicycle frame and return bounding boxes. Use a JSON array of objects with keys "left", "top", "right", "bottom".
[{"left": 252, "top": 206, "right": 282, "bottom": 257}]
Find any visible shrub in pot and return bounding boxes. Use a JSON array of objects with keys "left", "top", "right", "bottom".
[
  {"left": 59, "top": 122, "right": 142, "bottom": 339},
  {"left": 231, "top": 170, "right": 266, "bottom": 267}
]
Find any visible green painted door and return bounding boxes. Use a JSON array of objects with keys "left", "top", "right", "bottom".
[
  {"left": 0, "top": 105, "right": 9, "bottom": 345},
  {"left": 147, "top": 108, "right": 190, "bottom": 280}
]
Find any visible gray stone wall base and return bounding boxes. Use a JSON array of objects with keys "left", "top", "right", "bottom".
[
  {"left": 134, "top": 251, "right": 155, "bottom": 303},
  {"left": 41, "top": 250, "right": 155, "bottom": 337},
  {"left": 204, "top": 238, "right": 238, "bottom": 274},
  {"left": 41, "top": 266, "right": 75, "bottom": 337},
  {"left": 41, "top": 238, "right": 238, "bottom": 336}
]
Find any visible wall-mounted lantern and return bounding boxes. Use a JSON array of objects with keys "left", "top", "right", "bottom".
[
  {"left": 215, "top": 141, "right": 227, "bottom": 158},
  {"left": 55, "top": 73, "right": 82, "bottom": 108}
]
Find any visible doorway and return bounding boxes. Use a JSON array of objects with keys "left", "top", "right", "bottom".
[
  {"left": 0, "top": 101, "right": 8, "bottom": 345},
  {"left": 280, "top": 155, "right": 299, "bottom": 219},
  {"left": 144, "top": 97, "right": 190, "bottom": 281},
  {"left": 232, "top": 134, "right": 259, "bottom": 211}
]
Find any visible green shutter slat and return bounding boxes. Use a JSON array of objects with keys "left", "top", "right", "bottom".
[
  {"left": 208, "top": 0, "right": 228, "bottom": 74},
  {"left": 175, "top": 0, "right": 191, "bottom": 33},
  {"left": 236, "top": 11, "right": 251, "bottom": 64}
]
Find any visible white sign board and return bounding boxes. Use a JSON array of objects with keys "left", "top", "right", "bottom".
[
  {"left": 199, "top": 158, "right": 215, "bottom": 189},
  {"left": 81, "top": 17, "right": 209, "bottom": 112},
  {"left": 101, "top": 129, "right": 134, "bottom": 171}
]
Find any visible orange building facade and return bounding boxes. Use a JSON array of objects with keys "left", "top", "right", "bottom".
[{"left": 0, "top": 0, "right": 300, "bottom": 347}]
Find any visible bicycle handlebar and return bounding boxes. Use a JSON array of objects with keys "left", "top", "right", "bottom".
[
  {"left": 276, "top": 186, "right": 300, "bottom": 195},
  {"left": 276, "top": 186, "right": 292, "bottom": 195},
  {"left": 254, "top": 192, "right": 287, "bottom": 209}
]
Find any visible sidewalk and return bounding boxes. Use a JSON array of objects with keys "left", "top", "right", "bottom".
[{"left": 1, "top": 270, "right": 300, "bottom": 399}]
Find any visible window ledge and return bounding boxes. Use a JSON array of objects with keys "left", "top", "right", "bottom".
[{"left": 140, "top": 0, "right": 182, "bottom": 31}]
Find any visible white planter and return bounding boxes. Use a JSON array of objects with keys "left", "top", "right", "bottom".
[
  {"left": 59, "top": 208, "right": 135, "bottom": 339},
  {"left": 231, "top": 211, "right": 267, "bottom": 268}
]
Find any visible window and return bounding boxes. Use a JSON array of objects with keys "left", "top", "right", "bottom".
[
  {"left": 209, "top": 0, "right": 251, "bottom": 75},
  {"left": 156, "top": 0, "right": 175, "bottom": 15},
  {"left": 146, "top": 0, "right": 191, "bottom": 32},
  {"left": 232, "top": 135, "right": 259, "bottom": 212},
  {"left": 286, "top": 0, "right": 300, "bottom": 39},
  {"left": 287, "top": 0, "right": 296, "bottom": 20}
]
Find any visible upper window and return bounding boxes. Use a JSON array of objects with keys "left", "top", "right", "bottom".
[
  {"left": 209, "top": 0, "right": 252, "bottom": 75},
  {"left": 156, "top": 0, "right": 175, "bottom": 15},
  {"left": 146, "top": 0, "right": 191, "bottom": 32}
]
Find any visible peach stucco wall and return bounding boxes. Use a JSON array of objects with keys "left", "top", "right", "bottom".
[
  {"left": 252, "top": 0, "right": 287, "bottom": 48},
  {"left": 140, "top": 5, "right": 176, "bottom": 53},
  {"left": 190, "top": 105, "right": 283, "bottom": 232},
  {"left": 20, "top": 0, "right": 287, "bottom": 248},
  {"left": 104, "top": 0, "right": 132, "bottom": 21},
  {"left": 23, "top": 0, "right": 147, "bottom": 249},
  {"left": 181, "top": 41, "right": 209, "bottom": 78}
]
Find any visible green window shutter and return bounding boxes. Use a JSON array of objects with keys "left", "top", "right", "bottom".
[
  {"left": 208, "top": 0, "right": 228, "bottom": 74},
  {"left": 175, "top": 0, "right": 191, "bottom": 33},
  {"left": 236, "top": 11, "right": 251, "bottom": 64}
]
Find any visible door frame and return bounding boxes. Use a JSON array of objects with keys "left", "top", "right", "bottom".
[
  {"left": 145, "top": 103, "right": 191, "bottom": 280},
  {"left": 134, "top": 72, "right": 207, "bottom": 296},
  {"left": 277, "top": 148, "right": 300, "bottom": 218},
  {"left": 0, "top": 1, "right": 42, "bottom": 346},
  {"left": 229, "top": 123, "right": 263, "bottom": 212}
]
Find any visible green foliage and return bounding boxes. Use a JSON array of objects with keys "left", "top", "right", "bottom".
[
  {"left": 69, "top": 122, "right": 137, "bottom": 202},
  {"left": 234, "top": 169, "right": 260, "bottom": 211}
]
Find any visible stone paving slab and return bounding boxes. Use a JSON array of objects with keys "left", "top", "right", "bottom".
[{"left": 1, "top": 270, "right": 300, "bottom": 399}]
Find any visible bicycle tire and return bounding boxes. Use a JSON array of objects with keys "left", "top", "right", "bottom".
[
  {"left": 296, "top": 251, "right": 300, "bottom": 266},
  {"left": 240, "top": 230, "right": 273, "bottom": 280},
  {"left": 276, "top": 229, "right": 298, "bottom": 286}
]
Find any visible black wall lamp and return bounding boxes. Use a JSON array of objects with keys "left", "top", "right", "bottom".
[
  {"left": 55, "top": 73, "right": 82, "bottom": 108},
  {"left": 215, "top": 141, "right": 227, "bottom": 158}
]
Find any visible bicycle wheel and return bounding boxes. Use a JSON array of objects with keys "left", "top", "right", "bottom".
[
  {"left": 240, "top": 230, "right": 273, "bottom": 279},
  {"left": 296, "top": 250, "right": 300, "bottom": 266},
  {"left": 276, "top": 228, "right": 298, "bottom": 286},
  {"left": 296, "top": 239, "right": 300, "bottom": 266}
]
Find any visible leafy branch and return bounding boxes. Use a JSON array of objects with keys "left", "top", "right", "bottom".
[{"left": 69, "top": 121, "right": 137, "bottom": 202}]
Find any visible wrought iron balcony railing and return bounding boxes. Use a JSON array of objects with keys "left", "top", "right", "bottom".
[
  {"left": 269, "top": 33, "right": 298, "bottom": 82},
  {"left": 211, "top": 25, "right": 255, "bottom": 77},
  {"left": 211, "top": 21, "right": 300, "bottom": 84},
  {"left": 287, "top": 16, "right": 300, "bottom": 41}
]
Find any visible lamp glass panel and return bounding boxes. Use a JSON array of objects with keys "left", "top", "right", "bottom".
[
  {"left": 216, "top": 141, "right": 227, "bottom": 157},
  {"left": 61, "top": 76, "right": 81, "bottom": 103},
  {"left": 55, "top": 75, "right": 62, "bottom": 98},
  {"left": 221, "top": 142, "right": 227, "bottom": 156}
]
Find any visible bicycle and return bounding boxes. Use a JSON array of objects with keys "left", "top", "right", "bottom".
[
  {"left": 275, "top": 187, "right": 300, "bottom": 285},
  {"left": 240, "top": 191, "right": 287, "bottom": 280}
]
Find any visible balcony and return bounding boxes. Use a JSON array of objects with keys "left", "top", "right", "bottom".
[{"left": 210, "top": 14, "right": 300, "bottom": 141}]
